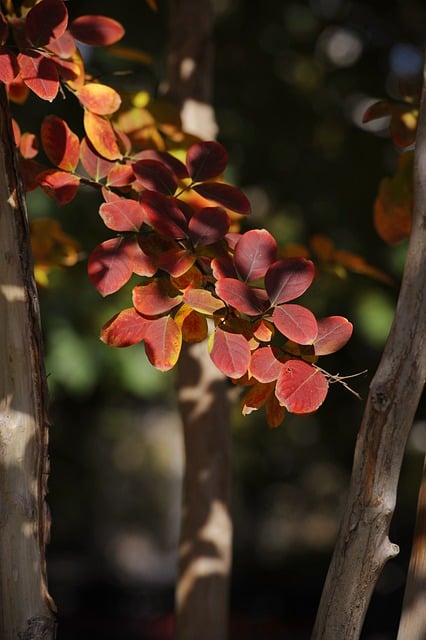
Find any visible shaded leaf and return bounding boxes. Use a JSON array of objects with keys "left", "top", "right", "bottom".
[
  {"left": 215, "top": 278, "right": 269, "bottom": 316},
  {"left": 188, "top": 206, "right": 230, "bottom": 246},
  {"left": 314, "top": 316, "right": 353, "bottom": 355},
  {"left": 241, "top": 381, "right": 275, "bottom": 415},
  {"left": 80, "top": 136, "right": 115, "bottom": 180},
  {"left": 158, "top": 248, "right": 196, "bottom": 277},
  {"left": 140, "top": 190, "right": 188, "bottom": 238},
  {"left": 25, "top": 0, "right": 68, "bottom": 47},
  {"left": 47, "top": 30, "right": 76, "bottom": 58},
  {"left": 77, "top": 82, "right": 121, "bottom": 115},
  {"left": 83, "top": 110, "right": 122, "bottom": 161},
  {"left": 70, "top": 14, "right": 125, "bottom": 46},
  {"left": 37, "top": 169, "right": 80, "bottom": 204},
  {"left": 133, "top": 278, "right": 182, "bottom": 316},
  {"left": 135, "top": 148, "right": 189, "bottom": 179},
  {"left": 19, "top": 132, "right": 38, "bottom": 159},
  {"left": 143, "top": 315, "right": 182, "bottom": 371},
  {"left": 41, "top": 115, "right": 79, "bottom": 171},
  {"left": 0, "top": 12, "right": 9, "bottom": 44},
  {"left": 174, "top": 305, "right": 208, "bottom": 343},
  {"left": 209, "top": 328, "right": 251, "bottom": 378},
  {"left": 275, "top": 360, "right": 328, "bottom": 414},
  {"left": 193, "top": 182, "right": 251, "bottom": 214},
  {"left": 234, "top": 228, "right": 277, "bottom": 281},
  {"left": 272, "top": 304, "right": 318, "bottom": 344},
  {"left": 18, "top": 50, "right": 59, "bottom": 101},
  {"left": 211, "top": 255, "right": 238, "bottom": 280},
  {"left": 88, "top": 236, "right": 136, "bottom": 296},
  {"left": 171, "top": 265, "right": 204, "bottom": 291},
  {"left": 186, "top": 141, "right": 228, "bottom": 181},
  {"left": 0, "top": 46, "right": 18, "bottom": 83},
  {"left": 101, "top": 307, "right": 148, "bottom": 347},
  {"left": 133, "top": 158, "right": 178, "bottom": 195},
  {"left": 106, "top": 163, "right": 135, "bottom": 188},
  {"left": 99, "top": 199, "right": 144, "bottom": 232},
  {"left": 265, "top": 258, "right": 315, "bottom": 305},
  {"left": 265, "top": 393, "right": 286, "bottom": 428}
]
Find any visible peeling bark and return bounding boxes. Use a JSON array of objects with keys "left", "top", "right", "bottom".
[
  {"left": 312, "top": 56, "right": 426, "bottom": 640},
  {"left": 0, "top": 85, "right": 56, "bottom": 638}
]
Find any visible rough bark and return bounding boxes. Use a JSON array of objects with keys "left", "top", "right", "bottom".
[
  {"left": 396, "top": 454, "right": 426, "bottom": 640},
  {"left": 312, "top": 59, "right": 426, "bottom": 639},
  {"left": 0, "top": 85, "right": 56, "bottom": 638},
  {"left": 164, "top": 2, "right": 232, "bottom": 639}
]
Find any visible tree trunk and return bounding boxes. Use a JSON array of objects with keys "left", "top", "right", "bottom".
[
  {"left": 0, "top": 85, "right": 56, "bottom": 638},
  {"left": 312, "top": 56, "right": 426, "bottom": 640},
  {"left": 396, "top": 454, "right": 426, "bottom": 640},
  {"left": 164, "top": 3, "right": 232, "bottom": 639}
]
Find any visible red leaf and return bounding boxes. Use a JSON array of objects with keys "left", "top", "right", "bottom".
[
  {"left": 70, "top": 15, "right": 125, "bottom": 46},
  {"left": 0, "top": 47, "right": 18, "bottom": 83},
  {"left": 140, "top": 190, "right": 188, "bottom": 238},
  {"left": 133, "top": 158, "right": 178, "bottom": 195},
  {"left": 83, "top": 110, "right": 122, "bottom": 161},
  {"left": 209, "top": 328, "right": 251, "bottom": 378},
  {"left": 99, "top": 199, "right": 144, "bottom": 232},
  {"left": 193, "top": 182, "right": 251, "bottom": 214},
  {"left": 211, "top": 255, "right": 238, "bottom": 280},
  {"left": 131, "top": 237, "right": 157, "bottom": 277},
  {"left": 77, "top": 82, "right": 121, "bottom": 115},
  {"left": 314, "top": 316, "right": 353, "bottom": 355},
  {"left": 158, "top": 248, "right": 196, "bottom": 277},
  {"left": 47, "top": 31, "right": 76, "bottom": 58},
  {"left": 275, "top": 360, "right": 328, "bottom": 414},
  {"left": 186, "top": 141, "right": 228, "bottom": 181},
  {"left": 183, "top": 288, "right": 226, "bottom": 315},
  {"left": 19, "top": 132, "right": 38, "bottom": 159},
  {"left": 107, "top": 164, "right": 135, "bottom": 188},
  {"left": 135, "top": 149, "right": 189, "bottom": 180},
  {"left": 188, "top": 206, "right": 230, "bottom": 246},
  {"left": 25, "top": 0, "right": 68, "bottom": 47},
  {"left": 37, "top": 169, "right": 80, "bottom": 204},
  {"left": 101, "top": 307, "right": 148, "bottom": 347},
  {"left": 272, "top": 304, "right": 318, "bottom": 344},
  {"left": 265, "top": 258, "right": 315, "bottom": 305},
  {"left": 41, "top": 115, "right": 79, "bottom": 171},
  {"left": 249, "top": 346, "right": 284, "bottom": 383},
  {"left": 143, "top": 316, "right": 182, "bottom": 371},
  {"left": 215, "top": 278, "right": 269, "bottom": 316},
  {"left": 234, "top": 229, "right": 277, "bottom": 281},
  {"left": 133, "top": 279, "right": 182, "bottom": 316},
  {"left": 241, "top": 381, "right": 275, "bottom": 415},
  {"left": 88, "top": 236, "right": 136, "bottom": 296},
  {"left": 80, "top": 137, "right": 115, "bottom": 180},
  {"left": 18, "top": 51, "right": 59, "bottom": 101}
]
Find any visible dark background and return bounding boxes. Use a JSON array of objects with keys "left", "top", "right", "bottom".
[{"left": 14, "top": 0, "right": 426, "bottom": 638}]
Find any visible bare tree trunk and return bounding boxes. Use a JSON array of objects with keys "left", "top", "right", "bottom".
[
  {"left": 0, "top": 85, "right": 56, "bottom": 638},
  {"left": 312, "top": 57, "right": 426, "bottom": 640},
  {"left": 164, "top": 3, "right": 232, "bottom": 639},
  {"left": 396, "top": 454, "right": 426, "bottom": 640}
]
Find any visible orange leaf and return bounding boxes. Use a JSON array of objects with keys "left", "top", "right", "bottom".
[
  {"left": 174, "top": 305, "right": 208, "bottom": 343},
  {"left": 77, "top": 82, "right": 121, "bottom": 115},
  {"left": 17, "top": 51, "right": 59, "bottom": 101},
  {"left": 143, "top": 316, "right": 182, "bottom": 371},
  {"left": 41, "top": 115, "right": 80, "bottom": 171},
  {"left": 83, "top": 110, "right": 122, "bottom": 161}
]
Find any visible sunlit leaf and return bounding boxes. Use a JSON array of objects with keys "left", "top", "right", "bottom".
[
  {"left": 143, "top": 315, "right": 182, "bottom": 371},
  {"left": 171, "top": 265, "right": 204, "bottom": 291},
  {"left": 215, "top": 278, "right": 269, "bottom": 316},
  {"left": 99, "top": 199, "right": 144, "bottom": 232},
  {"left": 101, "top": 307, "right": 148, "bottom": 347},
  {"left": 0, "top": 47, "right": 18, "bottom": 83},
  {"left": 249, "top": 346, "right": 283, "bottom": 383},
  {"left": 234, "top": 228, "right": 277, "bottom": 281},
  {"left": 70, "top": 14, "right": 125, "bottom": 46},
  {"left": 47, "top": 30, "right": 77, "bottom": 58},
  {"left": 80, "top": 136, "right": 115, "bottom": 180},
  {"left": 19, "top": 132, "right": 38, "bottom": 159},
  {"left": 88, "top": 236, "right": 137, "bottom": 296},
  {"left": 37, "top": 169, "right": 80, "bottom": 204},
  {"left": 314, "top": 316, "right": 353, "bottom": 355},
  {"left": 265, "top": 258, "right": 315, "bottom": 305},
  {"left": 272, "top": 304, "right": 318, "bottom": 344},
  {"left": 188, "top": 206, "right": 230, "bottom": 246},
  {"left": 77, "top": 82, "right": 121, "bottom": 115},
  {"left": 209, "top": 328, "right": 251, "bottom": 378},
  {"left": 253, "top": 320, "right": 274, "bottom": 342},
  {"left": 186, "top": 141, "right": 228, "bottom": 181},
  {"left": 25, "top": 0, "right": 68, "bottom": 47},
  {"left": 275, "top": 360, "right": 328, "bottom": 414},
  {"left": 183, "top": 288, "right": 226, "bottom": 315},
  {"left": 41, "top": 115, "right": 80, "bottom": 171},
  {"left": 192, "top": 182, "right": 251, "bottom": 214},
  {"left": 83, "top": 110, "right": 122, "bottom": 161},
  {"left": 133, "top": 278, "right": 182, "bottom": 316},
  {"left": 106, "top": 163, "right": 135, "bottom": 188},
  {"left": 18, "top": 51, "right": 59, "bottom": 101},
  {"left": 174, "top": 304, "right": 208, "bottom": 343}
]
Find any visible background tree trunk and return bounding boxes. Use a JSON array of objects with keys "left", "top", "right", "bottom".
[
  {"left": 312, "top": 55, "right": 426, "bottom": 640},
  {"left": 164, "top": 2, "right": 232, "bottom": 639},
  {"left": 0, "top": 86, "right": 56, "bottom": 638}
]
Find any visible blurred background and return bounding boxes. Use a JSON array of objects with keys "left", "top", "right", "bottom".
[{"left": 14, "top": 0, "right": 426, "bottom": 638}]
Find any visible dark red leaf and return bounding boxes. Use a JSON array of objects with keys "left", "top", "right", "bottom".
[
  {"left": 272, "top": 304, "right": 318, "bottom": 344},
  {"left": 18, "top": 51, "right": 59, "bottom": 101},
  {"left": 0, "top": 12, "right": 9, "bottom": 44},
  {"left": 99, "top": 199, "right": 144, "bottom": 232},
  {"left": 135, "top": 149, "right": 189, "bottom": 179},
  {"left": 234, "top": 229, "right": 277, "bottom": 281},
  {"left": 275, "top": 360, "right": 328, "bottom": 414},
  {"left": 241, "top": 381, "right": 275, "bottom": 415},
  {"left": 209, "top": 328, "right": 251, "bottom": 378},
  {"left": 88, "top": 236, "right": 136, "bottom": 296},
  {"left": 101, "top": 307, "right": 148, "bottom": 347},
  {"left": 215, "top": 278, "right": 269, "bottom": 316},
  {"left": 25, "top": 0, "right": 68, "bottom": 47},
  {"left": 41, "top": 115, "right": 79, "bottom": 171},
  {"left": 133, "top": 279, "right": 182, "bottom": 316},
  {"left": 249, "top": 346, "right": 284, "bottom": 383},
  {"left": 133, "top": 158, "right": 178, "bottom": 195},
  {"left": 140, "top": 190, "right": 188, "bottom": 238},
  {"left": 0, "top": 47, "right": 18, "bottom": 83},
  {"left": 211, "top": 255, "right": 238, "bottom": 280},
  {"left": 265, "top": 258, "right": 315, "bottom": 305},
  {"left": 70, "top": 15, "right": 124, "bottom": 46},
  {"left": 192, "top": 182, "right": 251, "bottom": 214},
  {"left": 314, "top": 316, "right": 353, "bottom": 355},
  {"left": 158, "top": 248, "right": 196, "bottom": 277},
  {"left": 188, "top": 206, "right": 230, "bottom": 246},
  {"left": 186, "top": 141, "right": 228, "bottom": 181}
]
